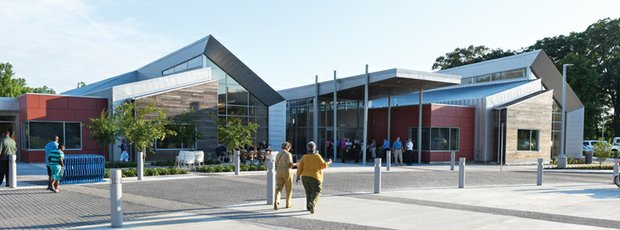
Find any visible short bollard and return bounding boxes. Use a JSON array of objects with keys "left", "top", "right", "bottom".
[
  {"left": 110, "top": 169, "right": 123, "bottom": 227},
  {"left": 386, "top": 150, "right": 392, "bottom": 171},
  {"left": 458, "top": 157, "right": 465, "bottom": 188},
  {"left": 234, "top": 150, "right": 240, "bottom": 176},
  {"left": 537, "top": 158, "right": 543, "bottom": 186},
  {"left": 450, "top": 151, "right": 455, "bottom": 171},
  {"left": 9, "top": 155, "right": 17, "bottom": 188},
  {"left": 614, "top": 158, "right": 619, "bottom": 176},
  {"left": 374, "top": 158, "right": 381, "bottom": 194},
  {"left": 266, "top": 161, "right": 275, "bottom": 205},
  {"left": 137, "top": 151, "right": 144, "bottom": 181}
]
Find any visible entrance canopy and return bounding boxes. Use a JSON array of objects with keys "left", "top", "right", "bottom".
[{"left": 279, "top": 68, "right": 461, "bottom": 101}]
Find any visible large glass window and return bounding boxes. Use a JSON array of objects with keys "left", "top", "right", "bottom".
[
  {"left": 410, "top": 127, "right": 459, "bottom": 151},
  {"left": 26, "top": 122, "right": 81, "bottom": 150},
  {"left": 501, "top": 69, "right": 525, "bottom": 80},
  {"left": 161, "top": 55, "right": 205, "bottom": 76},
  {"left": 517, "top": 129, "right": 539, "bottom": 151}
]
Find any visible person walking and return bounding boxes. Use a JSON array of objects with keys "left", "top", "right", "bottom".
[
  {"left": 48, "top": 144, "right": 65, "bottom": 193},
  {"left": 45, "top": 136, "right": 59, "bottom": 190},
  {"left": 0, "top": 130, "right": 17, "bottom": 187},
  {"left": 274, "top": 142, "right": 297, "bottom": 210},
  {"left": 296, "top": 141, "right": 332, "bottom": 214},
  {"left": 393, "top": 137, "right": 403, "bottom": 166},
  {"left": 369, "top": 139, "right": 377, "bottom": 159},
  {"left": 382, "top": 138, "right": 390, "bottom": 161}
]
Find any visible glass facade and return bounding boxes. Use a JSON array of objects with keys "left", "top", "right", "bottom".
[
  {"left": 410, "top": 127, "right": 460, "bottom": 151},
  {"left": 25, "top": 121, "right": 82, "bottom": 150},
  {"left": 460, "top": 68, "right": 526, "bottom": 85},
  {"left": 162, "top": 55, "right": 206, "bottom": 76},
  {"left": 517, "top": 129, "right": 539, "bottom": 151},
  {"left": 551, "top": 101, "right": 561, "bottom": 157},
  {"left": 286, "top": 97, "right": 364, "bottom": 158}
]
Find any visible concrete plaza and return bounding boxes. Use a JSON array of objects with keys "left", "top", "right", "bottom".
[{"left": 0, "top": 163, "right": 619, "bottom": 229}]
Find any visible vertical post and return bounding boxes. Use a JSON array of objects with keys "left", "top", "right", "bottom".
[
  {"left": 333, "top": 71, "right": 338, "bottom": 162},
  {"left": 614, "top": 158, "right": 619, "bottom": 177},
  {"left": 110, "top": 169, "right": 123, "bottom": 227},
  {"left": 363, "top": 65, "right": 369, "bottom": 166},
  {"left": 386, "top": 150, "right": 391, "bottom": 171},
  {"left": 9, "top": 155, "right": 16, "bottom": 188},
  {"left": 266, "top": 160, "right": 275, "bottom": 205},
  {"left": 450, "top": 151, "right": 455, "bottom": 171},
  {"left": 537, "top": 158, "right": 543, "bottom": 186},
  {"left": 418, "top": 88, "right": 423, "bottom": 164},
  {"left": 558, "top": 64, "right": 572, "bottom": 169},
  {"left": 374, "top": 158, "right": 381, "bottom": 194},
  {"left": 458, "top": 157, "right": 465, "bottom": 188},
  {"left": 314, "top": 75, "right": 319, "bottom": 144},
  {"left": 137, "top": 151, "right": 144, "bottom": 181},
  {"left": 234, "top": 150, "right": 240, "bottom": 176},
  {"left": 387, "top": 95, "right": 391, "bottom": 144},
  {"left": 500, "top": 122, "right": 504, "bottom": 172}
]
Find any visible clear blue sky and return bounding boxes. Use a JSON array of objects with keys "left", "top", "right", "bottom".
[{"left": 1, "top": 0, "right": 620, "bottom": 93}]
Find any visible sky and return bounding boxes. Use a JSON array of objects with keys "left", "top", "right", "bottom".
[{"left": 1, "top": 0, "right": 620, "bottom": 94}]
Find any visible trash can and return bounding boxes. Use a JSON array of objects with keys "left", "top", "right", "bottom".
[{"left": 584, "top": 151, "right": 593, "bottom": 164}]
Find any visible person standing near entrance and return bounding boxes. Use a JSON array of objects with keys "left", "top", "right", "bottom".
[
  {"left": 369, "top": 139, "right": 377, "bottom": 159},
  {"left": 0, "top": 130, "right": 17, "bottom": 187},
  {"left": 393, "top": 137, "right": 403, "bottom": 166},
  {"left": 405, "top": 138, "right": 414, "bottom": 165},
  {"left": 48, "top": 144, "right": 65, "bottom": 193},
  {"left": 45, "top": 136, "right": 59, "bottom": 190},
  {"left": 296, "top": 141, "right": 332, "bottom": 214},
  {"left": 382, "top": 138, "right": 390, "bottom": 160},
  {"left": 274, "top": 142, "right": 297, "bottom": 210}
]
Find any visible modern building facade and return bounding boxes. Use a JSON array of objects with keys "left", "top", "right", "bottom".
[{"left": 0, "top": 35, "right": 583, "bottom": 165}]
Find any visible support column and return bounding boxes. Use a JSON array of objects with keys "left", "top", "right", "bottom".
[
  {"left": 417, "top": 88, "right": 423, "bottom": 164},
  {"left": 387, "top": 95, "right": 391, "bottom": 144},
  {"left": 362, "top": 65, "right": 369, "bottom": 166},
  {"left": 314, "top": 75, "right": 319, "bottom": 144},
  {"left": 333, "top": 71, "right": 338, "bottom": 161}
]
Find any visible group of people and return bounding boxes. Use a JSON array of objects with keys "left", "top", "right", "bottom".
[
  {"left": 216, "top": 140, "right": 272, "bottom": 165},
  {"left": 325, "top": 136, "right": 415, "bottom": 165},
  {"left": 382, "top": 136, "right": 415, "bottom": 166},
  {"left": 274, "top": 141, "right": 332, "bottom": 214},
  {"left": 45, "top": 136, "right": 65, "bottom": 193},
  {"left": 0, "top": 130, "right": 17, "bottom": 187}
]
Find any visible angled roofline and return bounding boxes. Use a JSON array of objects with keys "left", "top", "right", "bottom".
[
  {"left": 494, "top": 89, "right": 553, "bottom": 110},
  {"left": 438, "top": 50, "right": 541, "bottom": 73}
]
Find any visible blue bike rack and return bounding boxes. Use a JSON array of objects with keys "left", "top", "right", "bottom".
[{"left": 61, "top": 154, "right": 105, "bottom": 184}]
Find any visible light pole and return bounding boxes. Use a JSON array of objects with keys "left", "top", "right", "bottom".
[
  {"left": 558, "top": 63, "right": 573, "bottom": 169},
  {"left": 602, "top": 110, "right": 605, "bottom": 140}
]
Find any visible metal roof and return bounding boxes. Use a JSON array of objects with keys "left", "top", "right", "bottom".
[
  {"left": 370, "top": 79, "right": 534, "bottom": 108},
  {"left": 279, "top": 68, "right": 461, "bottom": 101},
  {"left": 437, "top": 50, "right": 541, "bottom": 77},
  {"left": 62, "top": 35, "right": 284, "bottom": 106}
]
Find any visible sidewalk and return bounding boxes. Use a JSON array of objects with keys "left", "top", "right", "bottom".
[{"left": 71, "top": 182, "right": 620, "bottom": 229}]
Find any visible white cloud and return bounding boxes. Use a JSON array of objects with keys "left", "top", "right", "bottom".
[{"left": 0, "top": 0, "right": 175, "bottom": 93}]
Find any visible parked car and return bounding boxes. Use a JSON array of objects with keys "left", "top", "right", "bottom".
[{"left": 582, "top": 140, "right": 618, "bottom": 154}]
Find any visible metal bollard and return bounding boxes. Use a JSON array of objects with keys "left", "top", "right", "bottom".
[
  {"left": 386, "top": 150, "right": 391, "bottom": 171},
  {"left": 374, "top": 158, "right": 381, "bottom": 194},
  {"left": 614, "top": 159, "right": 619, "bottom": 176},
  {"left": 137, "top": 151, "right": 144, "bottom": 181},
  {"left": 450, "top": 151, "right": 455, "bottom": 171},
  {"left": 9, "top": 155, "right": 16, "bottom": 188},
  {"left": 110, "top": 169, "right": 123, "bottom": 227},
  {"left": 266, "top": 160, "right": 275, "bottom": 205},
  {"left": 537, "top": 158, "right": 543, "bottom": 186},
  {"left": 458, "top": 157, "right": 465, "bottom": 188},
  {"left": 234, "top": 150, "right": 240, "bottom": 176}
]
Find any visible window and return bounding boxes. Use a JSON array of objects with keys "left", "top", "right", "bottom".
[
  {"left": 410, "top": 127, "right": 459, "bottom": 151},
  {"left": 26, "top": 121, "right": 82, "bottom": 150},
  {"left": 517, "top": 129, "right": 539, "bottom": 151},
  {"left": 501, "top": 69, "right": 525, "bottom": 80}
]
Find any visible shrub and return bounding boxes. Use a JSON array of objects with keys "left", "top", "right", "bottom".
[
  {"left": 151, "top": 160, "right": 175, "bottom": 167},
  {"left": 157, "top": 167, "right": 170, "bottom": 175},
  {"left": 593, "top": 141, "right": 612, "bottom": 166},
  {"left": 106, "top": 161, "right": 137, "bottom": 168}
]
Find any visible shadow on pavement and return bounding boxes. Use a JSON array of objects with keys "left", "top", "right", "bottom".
[{"left": 540, "top": 188, "right": 620, "bottom": 199}]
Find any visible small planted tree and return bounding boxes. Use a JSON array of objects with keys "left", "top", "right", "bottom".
[
  {"left": 593, "top": 140, "right": 611, "bottom": 167},
  {"left": 218, "top": 116, "right": 258, "bottom": 153},
  {"left": 88, "top": 110, "right": 117, "bottom": 147}
]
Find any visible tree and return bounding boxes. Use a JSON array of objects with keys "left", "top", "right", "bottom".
[
  {"left": 592, "top": 140, "right": 611, "bottom": 166},
  {"left": 432, "top": 45, "right": 517, "bottom": 70},
  {"left": 0, "top": 62, "right": 56, "bottom": 96},
  {"left": 77, "top": 81, "right": 86, "bottom": 88},
  {"left": 115, "top": 102, "right": 175, "bottom": 154},
  {"left": 87, "top": 110, "right": 117, "bottom": 146},
  {"left": 169, "top": 109, "right": 203, "bottom": 149},
  {"left": 218, "top": 116, "right": 258, "bottom": 154}
]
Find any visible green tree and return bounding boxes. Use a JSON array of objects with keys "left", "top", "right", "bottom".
[
  {"left": 77, "top": 81, "right": 86, "bottom": 88},
  {"left": 592, "top": 140, "right": 611, "bottom": 166},
  {"left": 169, "top": 109, "right": 203, "bottom": 149},
  {"left": 27, "top": 85, "right": 56, "bottom": 94},
  {"left": 87, "top": 110, "right": 117, "bottom": 146},
  {"left": 115, "top": 102, "right": 175, "bottom": 154},
  {"left": 218, "top": 116, "right": 258, "bottom": 153},
  {"left": 1, "top": 62, "right": 56, "bottom": 96},
  {"left": 432, "top": 45, "right": 517, "bottom": 70}
]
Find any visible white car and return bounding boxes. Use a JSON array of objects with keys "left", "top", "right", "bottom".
[{"left": 582, "top": 140, "right": 619, "bottom": 154}]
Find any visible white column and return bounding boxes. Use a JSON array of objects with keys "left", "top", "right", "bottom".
[
  {"left": 459, "top": 157, "right": 466, "bottom": 188},
  {"left": 418, "top": 88, "right": 423, "bottom": 164},
  {"left": 314, "top": 75, "right": 319, "bottom": 144},
  {"left": 558, "top": 64, "right": 572, "bottom": 168},
  {"left": 110, "top": 169, "right": 123, "bottom": 227},
  {"left": 387, "top": 95, "right": 391, "bottom": 144},
  {"left": 362, "top": 64, "right": 369, "bottom": 166},
  {"left": 333, "top": 71, "right": 338, "bottom": 161},
  {"left": 266, "top": 160, "right": 275, "bottom": 205},
  {"left": 537, "top": 158, "right": 543, "bottom": 186},
  {"left": 374, "top": 158, "right": 381, "bottom": 194},
  {"left": 234, "top": 150, "right": 240, "bottom": 175}
]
